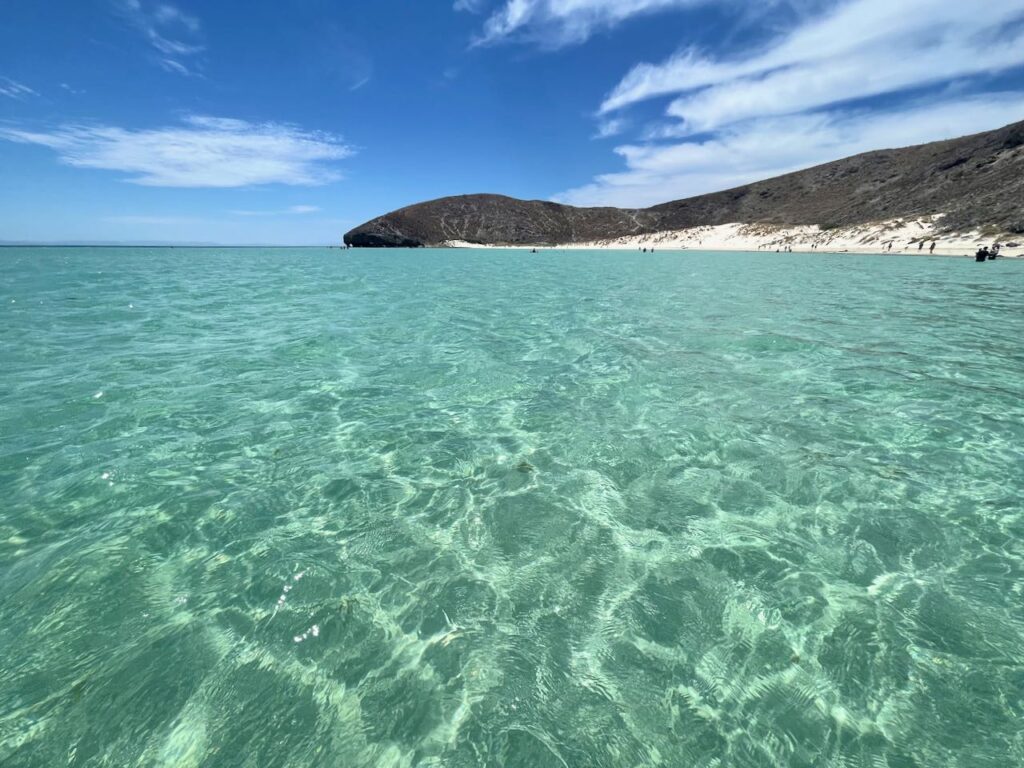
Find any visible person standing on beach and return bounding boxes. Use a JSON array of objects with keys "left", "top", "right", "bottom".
[{"left": 930, "top": 242, "right": 936, "bottom": 254}]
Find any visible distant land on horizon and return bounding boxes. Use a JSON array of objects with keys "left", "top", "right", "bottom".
[
  {"left": 344, "top": 120, "right": 1024, "bottom": 249},
  {"left": 0, "top": 241, "right": 334, "bottom": 248},
  {"left": 0, "top": 240, "right": 221, "bottom": 248}
]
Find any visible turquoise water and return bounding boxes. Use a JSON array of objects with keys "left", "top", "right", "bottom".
[{"left": 1, "top": 247, "right": 1022, "bottom": 767}]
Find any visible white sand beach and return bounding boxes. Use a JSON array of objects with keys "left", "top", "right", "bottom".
[{"left": 445, "top": 217, "right": 1023, "bottom": 257}]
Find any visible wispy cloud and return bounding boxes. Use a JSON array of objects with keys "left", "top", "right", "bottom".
[
  {"left": 0, "top": 116, "right": 354, "bottom": 188},
  {"left": 230, "top": 205, "right": 322, "bottom": 216},
  {"left": 557, "top": 93, "right": 1024, "bottom": 208},
  {"left": 601, "top": 0, "right": 1024, "bottom": 121},
  {"left": 114, "top": 0, "right": 203, "bottom": 75},
  {"left": 593, "top": 117, "right": 627, "bottom": 139},
  {"left": 0, "top": 77, "right": 36, "bottom": 99},
  {"left": 454, "top": 0, "right": 487, "bottom": 12},
  {"left": 349, "top": 75, "right": 371, "bottom": 91},
  {"left": 158, "top": 58, "right": 192, "bottom": 76},
  {"left": 470, "top": 0, "right": 719, "bottom": 47}
]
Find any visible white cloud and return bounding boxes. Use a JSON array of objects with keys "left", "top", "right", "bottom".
[
  {"left": 454, "top": 0, "right": 487, "bottom": 12},
  {"left": 1, "top": 77, "right": 36, "bottom": 99},
  {"left": 557, "top": 93, "right": 1024, "bottom": 208},
  {"left": 602, "top": 0, "right": 1024, "bottom": 124},
  {"left": 0, "top": 116, "right": 353, "bottom": 188},
  {"left": 153, "top": 3, "right": 200, "bottom": 32},
  {"left": 471, "top": 0, "right": 718, "bottom": 47},
  {"left": 158, "top": 58, "right": 192, "bottom": 76},
  {"left": 593, "top": 117, "right": 627, "bottom": 139},
  {"left": 115, "top": 0, "right": 203, "bottom": 75},
  {"left": 349, "top": 75, "right": 371, "bottom": 91},
  {"left": 230, "top": 205, "right": 323, "bottom": 216}
]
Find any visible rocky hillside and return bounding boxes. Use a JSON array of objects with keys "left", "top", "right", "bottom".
[{"left": 344, "top": 120, "right": 1024, "bottom": 247}]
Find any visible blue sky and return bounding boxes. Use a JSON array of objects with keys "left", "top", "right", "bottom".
[{"left": 2, "top": 0, "right": 1024, "bottom": 245}]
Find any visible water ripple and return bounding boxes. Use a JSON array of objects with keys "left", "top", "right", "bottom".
[{"left": 1, "top": 247, "right": 1022, "bottom": 767}]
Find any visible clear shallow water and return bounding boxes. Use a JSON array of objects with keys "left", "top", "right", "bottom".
[{"left": 1, "top": 246, "right": 1022, "bottom": 768}]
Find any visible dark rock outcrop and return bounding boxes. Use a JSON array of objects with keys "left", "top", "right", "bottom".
[
  {"left": 344, "top": 195, "right": 652, "bottom": 248},
  {"left": 344, "top": 120, "right": 1024, "bottom": 247}
]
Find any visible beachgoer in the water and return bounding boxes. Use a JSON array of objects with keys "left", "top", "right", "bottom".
[{"left": 976, "top": 247, "right": 990, "bottom": 262}]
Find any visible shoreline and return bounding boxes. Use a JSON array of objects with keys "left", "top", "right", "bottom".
[{"left": 443, "top": 218, "right": 1023, "bottom": 258}]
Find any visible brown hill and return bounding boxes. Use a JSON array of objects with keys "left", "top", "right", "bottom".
[{"left": 344, "top": 120, "right": 1024, "bottom": 247}]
